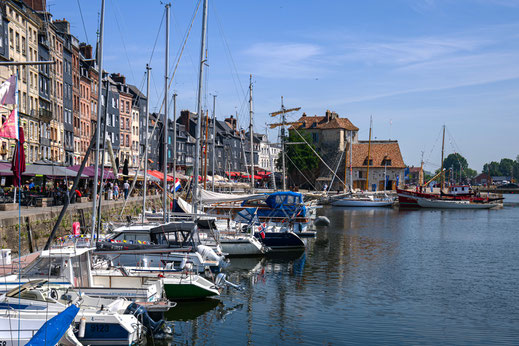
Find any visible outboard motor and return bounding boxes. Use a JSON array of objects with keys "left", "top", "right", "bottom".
[
  {"left": 124, "top": 302, "right": 173, "bottom": 339},
  {"left": 197, "top": 245, "right": 228, "bottom": 271},
  {"left": 215, "top": 273, "right": 245, "bottom": 291}
]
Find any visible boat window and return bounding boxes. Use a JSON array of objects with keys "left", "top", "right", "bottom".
[
  {"left": 71, "top": 253, "right": 90, "bottom": 287},
  {"left": 275, "top": 195, "right": 284, "bottom": 205},
  {"left": 114, "top": 232, "right": 151, "bottom": 243},
  {"left": 23, "top": 257, "right": 63, "bottom": 277},
  {"left": 286, "top": 195, "right": 295, "bottom": 205}
]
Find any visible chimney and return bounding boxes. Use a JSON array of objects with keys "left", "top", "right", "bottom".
[
  {"left": 79, "top": 43, "right": 92, "bottom": 59},
  {"left": 21, "top": 0, "right": 46, "bottom": 12},
  {"left": 110, "top": 73, "right": 126, "bottom": 85},
  {"left": 325, "top": 109, "right": 338, "bottom": 122},
  {"left": 225, "top": 115, "right": 236, "bottom": 130},
  {"left": 53, "top": 19, "right": 70, "bottom": 34}
]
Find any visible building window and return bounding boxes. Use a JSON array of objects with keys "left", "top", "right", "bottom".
[
  {"left": 382, "top": 159, "right": 392, "bottom": 166},
  {"left": 363, "top": 158, "right": 373, "bottom": 166}
]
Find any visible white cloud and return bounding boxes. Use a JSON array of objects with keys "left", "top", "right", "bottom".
[{"left": 243, "top": 42, "right": 328, "bottom": 78}]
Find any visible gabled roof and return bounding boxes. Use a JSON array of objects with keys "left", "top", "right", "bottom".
[{"left": 351, "top": 141, "right": 405, "bottom": 168}]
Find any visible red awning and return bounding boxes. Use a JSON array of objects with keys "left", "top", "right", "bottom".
[{"left": 148, "top": 170, "right": 174, "bottom": 182}]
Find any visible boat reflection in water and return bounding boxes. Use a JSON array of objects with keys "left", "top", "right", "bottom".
[{"left": 165, "top": 299, "right": 221, "bottom": 321}]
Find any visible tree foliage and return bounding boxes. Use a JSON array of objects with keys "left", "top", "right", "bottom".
[
  {"left": 276, "top": 130, "right": 319, "bottom": 187},
  {"left": 482, "top": 157, "right": 519, "bottom": 180},
  {"left": 441, "top": 153, "right": 474, "bottom": 182}
]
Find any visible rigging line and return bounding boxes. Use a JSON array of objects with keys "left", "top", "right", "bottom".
[
  {"left": 286, "top": 149, "right": 317, "bottom": 191},
  {"left": 153, "top": 0, "right": 202, "bottom": 114},
  {"left": 211, "top": 2, "right": 246, "bottom": 104},
  {"left": 171, "top": 0, "right": 200, "bottom": 97},
  {"left": 148, "top": 10, "right": 166, "bottom": 66},
  {"left": 291, "top": 125, "right": 346, "bottom": 187},
  {"left": 76, "top": 0, "right": 90, "bottom": 45},
  {"left": 110, "top": 0, "right": 136, "bottom": 83}
]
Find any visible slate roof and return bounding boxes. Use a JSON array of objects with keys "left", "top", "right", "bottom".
[{"left": 351, "top": 141, "right": 405, "bottom": 168}]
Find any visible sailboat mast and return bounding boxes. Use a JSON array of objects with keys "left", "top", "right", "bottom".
[
  {"left": 211, "top": 94, "right": 216, "bottom": 192},
  {"left": 142, "top": 64, "right": 151, "bottom": 223},
  {"left": 193, "top": 0, "right": 209, "bottom": 213},
  {"left": 172, "top": 93, "right": 177, "bottom": 201},
  {"left": 90, "top": 0, "right": 105, "bottom": 245},
  {"left": 440, "top": 125, "right": 445, "bottom": 191},
  {"left": 281, "top": 97, "right": 286, "bottom": 191},
  {"left": 163, "top": 3, "right": 170, "bottom": 223},
  {"left": 365, "top": 116, "right": 372, "bottom": 191},
  {"left": 203, "top": 111, "right": 209, "bottom": 190},
  {"left": 249, "top": 75, "right": 254, "bottom": 192},
  {"left": 350, "top": 130, "right": 353, "bottom": 190},
  {"left": 344, "top": 132, "right": 348, "bottom": 191}
]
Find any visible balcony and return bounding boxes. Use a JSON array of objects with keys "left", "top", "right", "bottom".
[{"left": 39, "top": 108, "right": 53, "bottom": 122}]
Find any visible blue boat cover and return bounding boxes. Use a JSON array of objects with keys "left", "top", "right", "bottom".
[
  {"left": 27, "top": 304, "right": 79, "bottom": 346},
  {"left": 239, "top": 192, "right": 306, "bottom": 221}
]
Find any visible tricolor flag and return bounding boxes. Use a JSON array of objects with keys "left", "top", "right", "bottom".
[
  {"left": 0, "top": 75, "right": 16, "bottom": 105},
  {"left": 174, "top": 178, "right": 181, "bottom": 192}
]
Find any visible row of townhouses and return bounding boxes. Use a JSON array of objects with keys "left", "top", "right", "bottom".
[{"left": 0, "top": 0, "right": 280, "bottom": 177}]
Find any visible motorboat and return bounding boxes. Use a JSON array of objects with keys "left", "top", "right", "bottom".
[
  {"left": 96, "top": 221, "right": 226, "bottom": 273},
  {"left": 0, "top": 247, "right": 164, "bottom": 303},
  {"left": 0, "top": 279, "right": 174, "bottom": 340}
]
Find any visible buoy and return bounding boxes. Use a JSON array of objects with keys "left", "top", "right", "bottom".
[
  {"left": 314, "top": 216, "right": 331, "bottom": 227},
  {"left": 78, "top": 317, "right": 86, "bottom": 338}
]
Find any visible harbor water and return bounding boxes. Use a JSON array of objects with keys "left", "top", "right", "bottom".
[{"left": 164, "top": 194, "right": 519, "bottom": 345}]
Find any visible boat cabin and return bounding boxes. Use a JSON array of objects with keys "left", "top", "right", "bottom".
[
  {"left": 21, "top": 248, "right": 92, "bottom": 288},
  {"left": 447, "top": 185, "right": 472, "bottom": 196},
  {"left": 105, "top": 221, "right": 200, "bottom": 248}
]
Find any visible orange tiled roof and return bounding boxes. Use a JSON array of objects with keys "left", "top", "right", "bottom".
[
  {"left": 351, "top": 141, "right": 405, "bottom": 168},
  {"left": 291, "top": 114, "right": 359, "bottom": 131}
]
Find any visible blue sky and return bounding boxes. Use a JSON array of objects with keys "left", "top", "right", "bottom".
[{"left": 48, "top": 0, "right": 519, "bottom": 172}]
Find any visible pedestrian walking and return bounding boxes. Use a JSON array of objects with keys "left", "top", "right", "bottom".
[
  {"left": 123, "top": 180, "right": 130, "bottom": 200},
  {"left": 113, "top": 183, "right": 119, "bottom": 200}
]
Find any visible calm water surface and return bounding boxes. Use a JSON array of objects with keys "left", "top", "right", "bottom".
[{"left": 164, "top": 194, "right": 519, "bottom": 345}]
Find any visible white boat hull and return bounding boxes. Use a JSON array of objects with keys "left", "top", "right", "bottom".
[{"left": 332, "top": 198, "right": 394, "bottom": 207}]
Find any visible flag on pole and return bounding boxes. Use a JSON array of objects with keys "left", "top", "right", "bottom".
[
  {"left": 0, "top": 108, "right": 19, "bottom": 140},
  {"left": 0, "top": 75, "right": 16, "bottom": 105},
  {"left": 174, "top": 178, "right": 181, "bottom": 192}
]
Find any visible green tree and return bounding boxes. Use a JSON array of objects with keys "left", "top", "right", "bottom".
[
  {"left": 442, "top": 153, "right": 469, "bottom": 182},
  {"left": 499, "top": 158, "right": 514, "bottom": 177},
  {"left": 276, "top": 130, "right": 319, "bottom": 187}
]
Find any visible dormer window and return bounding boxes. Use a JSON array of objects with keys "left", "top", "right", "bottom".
[
  {"left": 382, "top": 159, "right": 391, "bottom": 166},
  {"left": 363, "top": 158, "right": 373, "bottom": 166}
]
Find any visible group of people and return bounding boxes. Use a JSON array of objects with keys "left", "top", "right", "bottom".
[{"left": 104, "top": 180, "right": 130, "bottom": 200}]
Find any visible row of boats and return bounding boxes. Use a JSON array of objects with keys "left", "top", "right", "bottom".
[
  {"left": 330, "top": 184, "right": 502, "bottom": 209},
  {"left": 0, "top": 190, "right": 324, "bottom": 345}
]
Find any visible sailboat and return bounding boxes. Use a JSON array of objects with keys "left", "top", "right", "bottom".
[
  {"left": 396, "top": 126, "right": 501, "bottom": 209},
  {"left": 332, "top": 116, "right": 395, "bottom": 207}
]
